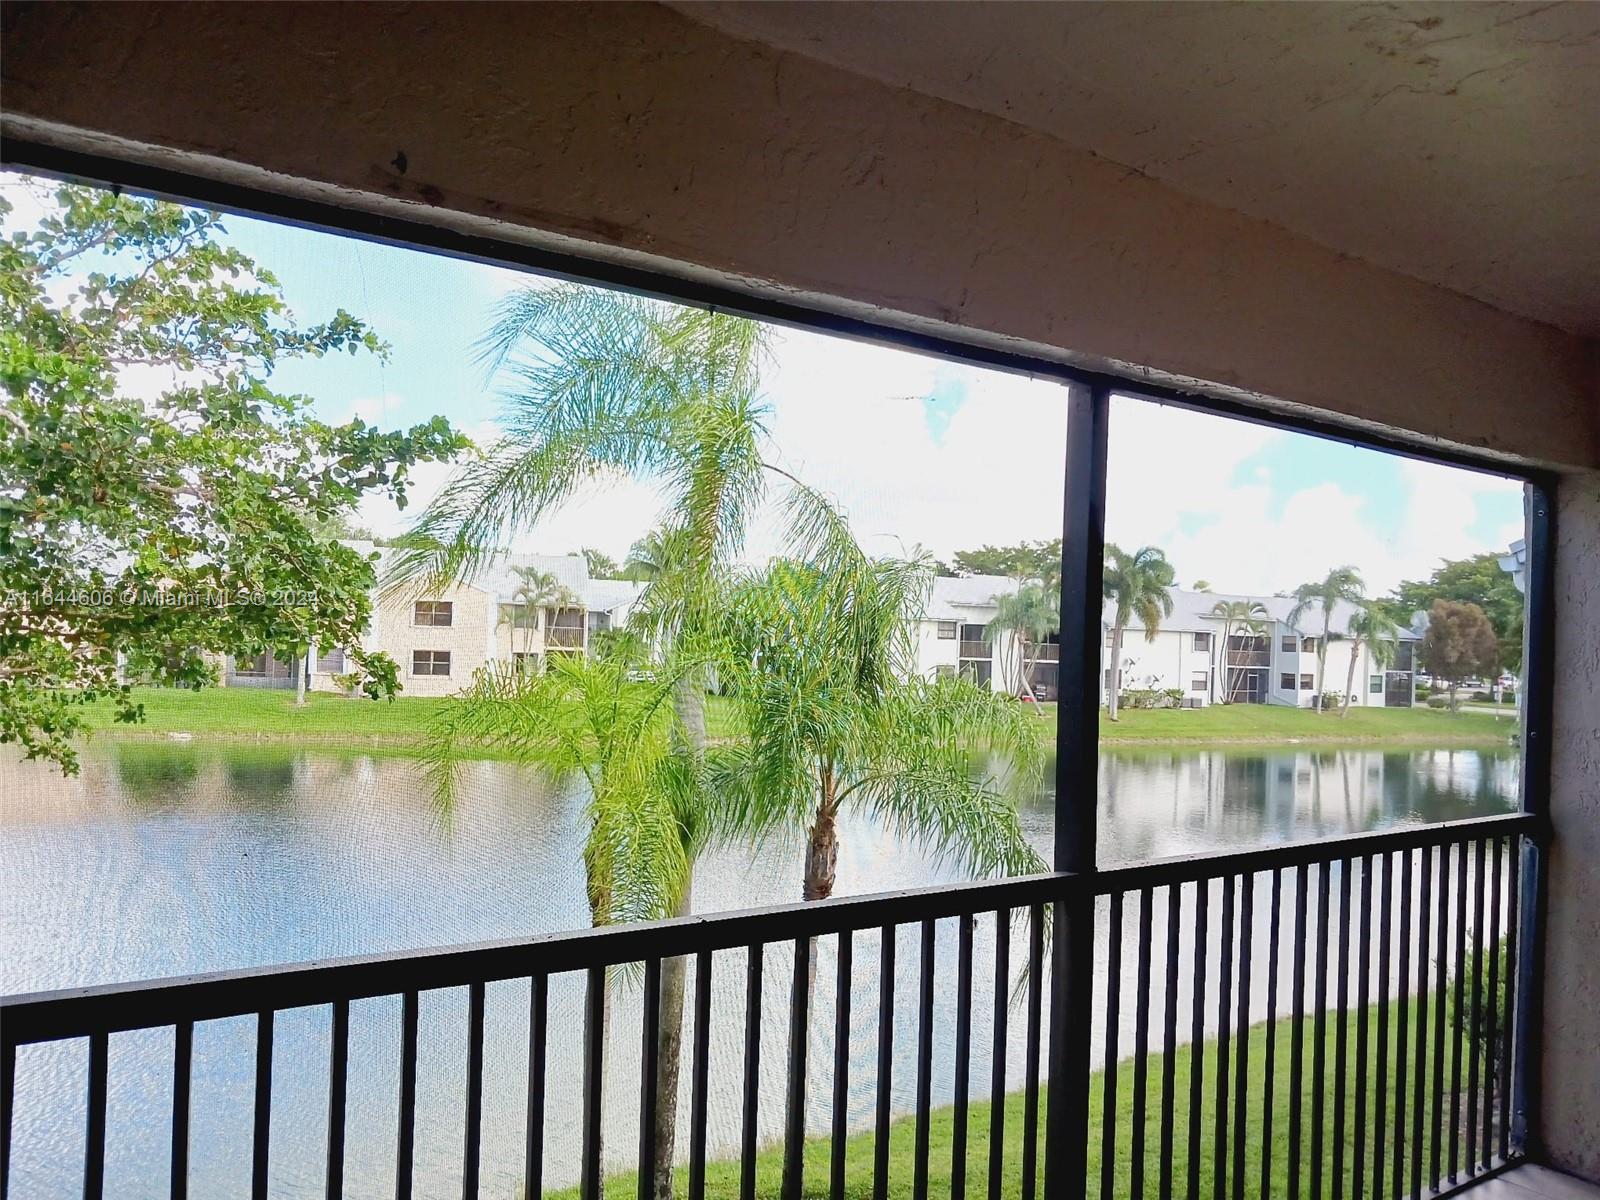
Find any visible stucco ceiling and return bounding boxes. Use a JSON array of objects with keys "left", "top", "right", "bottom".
[{"left": 671, "top": 1, "right": 1600, "bottom": 338}]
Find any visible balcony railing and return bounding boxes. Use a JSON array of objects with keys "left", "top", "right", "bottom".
[
  {"left": 959, "top": 640, "right": 990, "bottom": 660},
  {"left": 0, "top": 812, "right": 1536, "bottom": 1200},
  {"left": 547, "top": 625, "right": 585, "bottom": 649}
]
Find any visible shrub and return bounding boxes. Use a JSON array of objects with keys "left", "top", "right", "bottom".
[
  {"left": 1318, "top": 691, "right": 1344, "bottom": 711},
  {"left": 1118, "top": 688, "right": 1182, "bottom": 710},
  {"left": 1427, "top": 695, "right": 1450, "bottom": 709}
]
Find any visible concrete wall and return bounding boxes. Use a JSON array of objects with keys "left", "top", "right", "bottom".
[
  {"left": 373, "top": 582, "right": 495, "bottom": 699},
  {"left": 1, "top": 2, "right": 1594, "bottom": 471},
  {"left": 1542, "top": 473, "right": 1600, "bottom": 1178}
]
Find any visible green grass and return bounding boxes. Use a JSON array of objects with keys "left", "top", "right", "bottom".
[
  {"left": 549, "top": 998, "right": 1488, "bottom": 1200},
  {"left": 76, "top": 687, "right": 1514, "bottom": 754}
]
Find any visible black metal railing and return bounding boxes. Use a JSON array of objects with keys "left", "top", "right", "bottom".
[{"left": 0, "top": 813, "right": 1537, "bottom": 1200}]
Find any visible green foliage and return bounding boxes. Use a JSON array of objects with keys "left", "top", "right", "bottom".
[
  {"left": 949, "top": 539, "right": 1062, "bottom": 589},
  {"left": 1448, "top": 934, "right": 1511, "bottom": 1095},
  {"left": 1287, "top": 566, "right": 1368, "bottom": 714},
  {"left": 583, "top": 547, "right": 620, "bottom": 578},
  {"left": 1102, "top": 544, "right": 1176, "bottom": 721},
  {"left": 1117, "top": 687, "right": 1184, "bottom": 710},
  {"left": 0, "top": 183, "right": 468, "bottom": 771},
  {"left": 1420, "top": 599, "right": 1500, "bottom": 709},
  {"left": 1385, "top": 552, "right": 1524, "bottom": 673}
]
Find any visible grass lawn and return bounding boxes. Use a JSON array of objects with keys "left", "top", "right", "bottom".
[
  {"left": 549, "top": 998, "right": 1488, "bottom": 1200},
  {"left": 76, "top": 688, "right": 1514, "bottom": 753}
]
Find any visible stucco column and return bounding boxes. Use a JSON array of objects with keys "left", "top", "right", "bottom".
[{"left": 1540, "top": 469, "right": 1600, "bottom": 1179}]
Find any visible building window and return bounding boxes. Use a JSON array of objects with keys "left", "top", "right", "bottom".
[
  {"left": 1300, "top": 673, "right": 1315, "bottom": 691},
  {"left": 513, "top": 652, "right": 541, "bottom": 674},
  {"left": 1370, "top": 674, "right": 1384, "bottom": 694},
  {"left": 1191, "top": 672, "right": 1208, "bottom": 692},
  {"left": 1280, "top": 635, "right": 1296, "bottom": 653},
  {"left": 412, "top": 649, "right": 451, "bottom": 677},
  {"left": 236, "top": 652, "right": 269, "bottom": 678},
  {"left": 934, "top": 664, "right": 955, "bottom": 678},
  {"left": 316, "top": 648, "right": 345, "bottom": 673},
  {"left": 1193, "top": 632, "right": 1212, "bottom": 652},
  {"left": 936, "top": 620, "right": 958, "bottom": 640},
  {"left": 1302, "top": 637, "right": 1318, "bottom": 652},
  {"left": 414, "top": 600, "right": 453, "bottom": 627},
  {"left": 587, "top": 610, "right": 612, "bottom": 634},
  {"left": 1281, "top": 672, "right": 1296, "bottom": 690}
]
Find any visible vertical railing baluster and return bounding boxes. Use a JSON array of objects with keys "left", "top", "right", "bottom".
[
  {"left": 988, "top": 911, "right": 1010, "bottom": 1200},
  {"left": 1392, "top": 849, "right": 1413, "bottom": 1200},
  {"left": 783, "top": 938, "right": 810, "bottom": 1200},
  {"left": 1021, "top": 905, "right": 1044, "bottom": 1200},
  {"left": 639, "top": 960, "right": 662, "bottom": 1200},
  {"left": 1334, "top": 858, "right": 1352, "bottom": 1200},
  {"left": 689, "top": 954, "right": 711, "bottom": 1200},
  {"left": 1214, "top": 875, "right": 1235, "bottom": 1200},
  {"left": 1374, "top": 854, "right": 1393, "bottom": 1200},
  {"left": 1232, "top": 873, "right": 1254, "bottom": 1200},
  {"left": 0, "top": 1035, "right": 12, "bottom": 1200},
  {"left": 1482, "top": 838, "right": 1503, "bottom": 1169},
  {"left": 951, "top": 913, "right": 975, "bottom": 1200},
  {"left": 172, "top": 1019, "right": 193, "bottom": 1200},
  {"left": 1499, "top": 839, "right": 1519, "bottom": 1162},
  {"left": 465, "top": 982, "right": 486, "bottom": 1200},
  {"left": 1101, "top": 892, "right": 1123, "bottom": 1200},
  {"left": 874, "top": 927, "right": 895, "bottom": 1200},
  {"left": 1354, "top": 857, "right": 1373, "bottom": 1200},
  {"left": 327, "top": 1002, "right": 348, "bottom": 1200},
  {"left": 85, "top": 1030, "right": 108, "bottom": 1200},
  {"left": 741, "top": 946, "right": 763, "bottom": 1200},
  {"left": 1288, "top": 864, "right": 1308, "bottom": 1200},
  {"left": 1411, "top": 848, "right": 1433, "bottom": 1200},
  {"left": 1160, "top": 885, "right": 1181, "bottom": 1200},
  {"left": 913, "top": 920, "right": 936, "bottom": 1200},
  {"left": 1187, "top": 881, "right": 1209, "bottom": 1200},
  {"left": 254, "top": 1010, "right": 273, "bottom": 1200},
  {"left": 1466, "top": 840, "right": 1486, "bottom": 1173},
  {"left": 526, "top": 974, "right": 548, "bottom": 1200},
  {"left": 835, "top": 930, "right": 854, "bottom": 1200},
  {"left": 1450, "top": 841, "right": 1468, "bottom": 1182},
  {"left": 1430, "top": 847, "right": 1451, "bottom": 1192},
  {"left": 581, "top": 970, "right": 604, "bottom": 1200},
  {"left": 1131, "top": 889, "right": 1154, "bottom": 1200},
  {"left": 1312, "top": 862, "right": 1331, "bottom": 1200},
  {"left": 1261, "top": 871, "right": 1283, "bottom": 1200},
  {"left": 398, "top": 992, "right": 419, "bottom": 1200}
]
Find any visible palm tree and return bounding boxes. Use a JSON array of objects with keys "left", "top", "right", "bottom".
[
  {"left": 425, "top": 646, "right": 700, "bottom": 1200},
  {"left": 712, "top": 543, "right": 1047, "bottom": 904},
  {"left": 986, "top": 581, "right": 1060, "bottom": 708},
  {"left": 1287, "top": 566, "right": 1367, "bottom": 713},
  {"left": 499, "top": 566, "right": 579, "bottom": 660},
  {"left": 622, "top": 529, "right": 670, "bottom": 582},
  {"left": 392, "top": 284, "right": 844, "bottom": 1200},
  {"left": 1208, "top": 599, "right": 1269, "bottom": 702},
  {"left": 1341, "top": 604, "right": 1401, "bottom": 717},
  {"left": 1102, "top": 545, "right": 1176, "bottom": 720}
]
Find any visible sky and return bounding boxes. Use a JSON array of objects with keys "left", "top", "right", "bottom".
[{"left": 3, "top": 171, "right": 1526, "bottom": 597}]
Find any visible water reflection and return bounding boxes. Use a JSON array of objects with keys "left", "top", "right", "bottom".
[{"left": 0, "top": 743, "right": 1516, "bottom": 1198}]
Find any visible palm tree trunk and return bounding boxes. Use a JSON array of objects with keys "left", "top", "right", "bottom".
[
  {"left": 804, "top": 800, "right": 840, "bottom": 901},
  {"left": 1341, "top": 638, "right": 1361, "bottom": 717},
  {"left": 294, "top": 647, "right": 307, "bottom": 706},
  {"left": 1107, "top": 627, "right": 1124, "bottom": 720},
  {"left": 651, "top": 667, "right": 708, "bottom": 1200}
]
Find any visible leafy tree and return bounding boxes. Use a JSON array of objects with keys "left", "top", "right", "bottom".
[
  {"left": 1420, "top": 599, "right": 1499, "bottom": 710},
  {"left": 1287, "top": 566, "right": 1368, "bottom": 715},
  {"left": 0, "top": 183, "right": 465, "bottom": 769},
  {"left": 987, "top": 582, "right": 1059, "bottom": 707},
  {"left": 1102, "top": 545, "right": 1176, "bottom": 720},
  {"left": 1208, "top": 599, "right": 1268, "bottom": 701},
  {"left": 1385, "top": 552, "right": 1524, "bottom": 673},
  {"left": 582, "top": 547, "right": 620, "bottom": 578},
  {"left": 951, "top": 538, "right": 1062, "bottom": 590},
  {"left": 1341, "top": 604, "right": 1401, "bottom": 718}
]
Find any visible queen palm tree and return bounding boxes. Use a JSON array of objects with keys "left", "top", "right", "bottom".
[
  {"left": 986, "top": 581, "right": 1060, "bottom": 708},
  {"left": 1288, "top": 566, "right": 1367, "bottom": 713},
  {"left": 1102, "top": 545, "right": 1176, "bottom": 720},
  {"left": 1208, "top": 598, "right": 1269, "bottom": 702},
  {"left": 622, "top": 529, "right": 670, "bottom": 582},
  {"left": 500, "top": 565, "right": 579, "bottom": 659},
  {"left": 424, "top": 647, "right": 700, "bottom": 1200},
  {"left": 1341, "top": 604, "right": 1401, "bottom": 717}
]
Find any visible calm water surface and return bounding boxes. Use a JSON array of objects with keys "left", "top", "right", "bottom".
[{"left": 1, "top": 743, "right": 1517, "bottom": 1198}]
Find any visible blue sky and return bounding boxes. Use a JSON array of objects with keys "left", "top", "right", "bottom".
[{"left": 4, "top": 172, "right": 1526, "bottom": 594}]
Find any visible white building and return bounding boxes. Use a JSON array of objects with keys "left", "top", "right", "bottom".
[{"left": 908, "top": 580, "right": 1422, "bottom": 709}]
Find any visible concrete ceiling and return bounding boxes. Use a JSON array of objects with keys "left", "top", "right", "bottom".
[{"left": 671, "top": 1, "right": 1600, "bottom": 338}]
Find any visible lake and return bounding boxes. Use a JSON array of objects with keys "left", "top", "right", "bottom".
[{"left": 0, "top": 743, "right": 1518, "bottom": 1198}]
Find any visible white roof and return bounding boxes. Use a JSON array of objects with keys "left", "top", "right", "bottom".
[
  {"left": 1105, "top": 587, "right": 1422, "bottom": 639},
  {"left": 582, "top": 578, "right": 648, "bottom": 613},
  {"left": 925, "top": 573, "right": 1018, "bottom": 620},
  {"left": 362, "top": 542, "right": 590, "bottom": 602}
]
